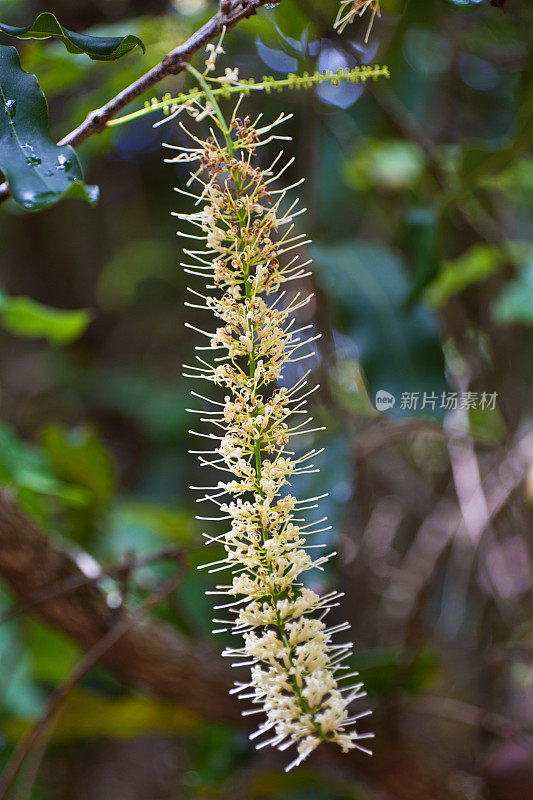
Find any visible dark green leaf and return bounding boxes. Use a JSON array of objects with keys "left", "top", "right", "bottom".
[
  {"left": 0, "top": 422, "right": 91, "bottom": 508},
  {"left": 403, "top": 206, "right": 441, "bottom": 311},
  {"left": 3, "top": 689, "right": 199, "bottom": 744},
  {"left": 343, "top": 139, "right": 425, "bottom": 192},
  {"left": 0, "top": 291, "right": 91, "bottom": 344},
  {"left": 443, "top": 122, "right": 533, "bottom": 209},
  {"left": 467, "top": 404, "right": 507, "bottom": 446},
  {"left": 493, "top": 261, "right": 533, "bottom": 326},
  {"left": 312, "top": 241, "right": 448, "bottom": 415},
  {"left": 251, "top": 767, "right": 371, "bottom": 800},
  {"left": 356, "top": 648, "right": 439, "bottom": 697},
  {"left": 111, "top": 501, "right": 194, "bottom": 544},
  {"left": 0, "top": 46, "right": 98, "bottom": 210},
  {"left": 0, "top": 12, "right": 145, "bottom": 61},
  {"left": 425, "top": 244, "right": 504, "bottom": 309},
  {"left": 190, "top": 725, "right": 250, "bottom": 785},
  {"left": 27, "top": 621, "right": 79, "bottom": 684},
  {"left": 39, "top": 424, "right": 116, "bottom": 506},
  {"left": 84, "top": 368, "right": 190, "bottom": 442}
]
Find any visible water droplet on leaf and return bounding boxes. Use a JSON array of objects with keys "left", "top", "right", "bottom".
[
  {"left": 57, "top": 154, "right": 72, "bottom": 171},
  {"left": 21, "top": 143, "right": 41, "bottom": 166},
  {"left": 4, "top": 99, "right": 16, "bottom": 120}
]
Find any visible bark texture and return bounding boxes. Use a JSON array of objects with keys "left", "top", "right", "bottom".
[{"left": 0, "top": 489, "right": 463, "bottom": 800}]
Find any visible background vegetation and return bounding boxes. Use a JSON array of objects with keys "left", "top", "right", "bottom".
[{"left": 0, "top": 1, "right": 531, "bottom": 799}]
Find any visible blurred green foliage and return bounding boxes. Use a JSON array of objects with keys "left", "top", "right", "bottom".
[
  {"left": 493, "top": 259, "right": 533, "bottom": 324},
  {"left": 313, "top": 241, "right": 447, "bottom": 405},
  {"left": 0, "top": 0, "right": 531, "bottom": 797},
  {"left": 0, "top": 290, "right": 91, "bottom": 345}
]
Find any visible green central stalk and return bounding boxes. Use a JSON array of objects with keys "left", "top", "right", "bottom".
[
  {"left": 186, "top": 66, "right": 325, "bottom": 733},
  {"left": 188, "top": 64, "right": 266, "bottom": 515}
]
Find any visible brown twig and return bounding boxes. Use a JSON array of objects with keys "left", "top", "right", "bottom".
[
  {"left": 0, "top": 546, "right": 185, "bottom": 625},
  {"left": 0, "top": 0, "right": 280, "bottom": 206},
  {"left": 352, "top": 420, "right": 446, "bottom": 461},
  {"left": 405, "top": 696, "right": 524, "bottom": 740},
  {"left": 0, "top": 493, "right": 467, "bottom": 800},
  {"left": 0, "top": 488, "right": 239, "bottom": 722},
  {"left": 489, "top": 645, "right": 533, "bottom": 666},
  {"left": 11, "top": 730, "right": 51, "bottom": 800},
  {"left": 382, "top": 433, "right": 529, "bottom": 634},
  {"left": 0, "top": 570, "right": 185, "bottom": 800},
  {"left": 440, "top": 406, "right": 516, "bottom": 634}
]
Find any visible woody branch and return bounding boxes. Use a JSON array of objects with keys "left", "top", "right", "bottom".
[{"left": 0, "top": 0, "right": 282, "bottom": 205}]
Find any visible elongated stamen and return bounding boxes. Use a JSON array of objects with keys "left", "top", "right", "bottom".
[{"left": 172, "top": 66, "right": 369, "bottom": 769}]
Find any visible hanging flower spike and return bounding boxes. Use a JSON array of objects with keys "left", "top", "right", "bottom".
[
  {"left": 166, "top": 64, "right": 373, "bottom": 770},
  {"left": 334, "top": 1, "right": 381, "bottom": 42}
]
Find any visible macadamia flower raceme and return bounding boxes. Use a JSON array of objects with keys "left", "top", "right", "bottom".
[{"left": 166, "top": 71, "right": 372, "bottom": 769}]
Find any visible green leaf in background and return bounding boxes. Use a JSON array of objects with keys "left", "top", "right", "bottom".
[
  {"left": 39, "top": 424, "right": 116, "bottom": 507},
  {"left": 467, "top": 403, "right": 507, "bottom": 446},
  {"left": 0, "top": 12, "right": 145, "bottom": 61},
  {"left": 189, "top": 724, "right": 250, "bottom": 786},
  {"left": 97, "top": 238, "right": 176, "bottom": 312},
  {"left": 0, "top": 585, "right": 47, "bottom": 718},
  {"left": 492, "top": 261, "right": 533, "bottom": 326},
  {"left": 312, "top": 241, "right": 447, "bottom": 414},
  {"left": 112, "top": 501, "right": 194, "bottom": 544},
  {"left": 356, "top": 648, "right": 439, "bottom": 697},
  {"left": 444, "top": 123, "right": 533, "bottom": 207},
  {"left": 403, "top": 206, "right": 441, "bottom": 311},
  {"left": 0, "top": 46, "right": 98, "bottom": 210},
  {"left": 251, "top": 767, "right": 372, "bottom": 800},
  {"left": 27, "top": 621, "right": 79, "bottom": 684},
  {"left": 104, "top": 501, "right": 194, "bottom": 568},
  {"left": 329, "top": 357, "right": 377, "bottom": 417},
  {"left": 83, "top": 368, "right": 191, "bottom": 442},
  {"left": 0, "top": 291, "right": 91, "bottom": 344},
  {"left": 3, "top": 689, "right": 199, "bottom": 744},
  {"left": 0, "top": 422, "right": 91, "bottom": 508},
  {"left": 343, "top": 139, "right": 425, "bottom": 192},
  {"left": 425, "top": 243, "right": 504, "bottom": 309}
]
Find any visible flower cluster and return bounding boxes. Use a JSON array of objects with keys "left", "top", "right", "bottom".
[
  {"left": 168, "top": 88, "right": 372, "bottom": 769},
  {"left": 112, "top": 67, "right": 390, "bottom": 129},
  {"left": 334, "top": 1, "right": 381, "bottom": 40}
]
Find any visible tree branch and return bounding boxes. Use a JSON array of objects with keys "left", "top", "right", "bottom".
[
  {"left": 0, "top": 488, "right": 465, "bottom": 800},
  {"left": 0, "top": 570, "right": 184, "bottom": 799},
  {"left": 0, "top": 488, "right": 239, "bottom": 723},
  {"left": 0, "top": 545, "right": 185, "bottom": 624},
  {"left": 0, "top": 0, "right": 278, "bottom": 206}
]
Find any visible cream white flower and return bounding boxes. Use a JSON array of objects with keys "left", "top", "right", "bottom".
[
  {"left": 170, "top": 92, "right": 372, "bottom": 770},
  {"left": 334, "top": 1, "right": 381, "bottom": 41}
]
